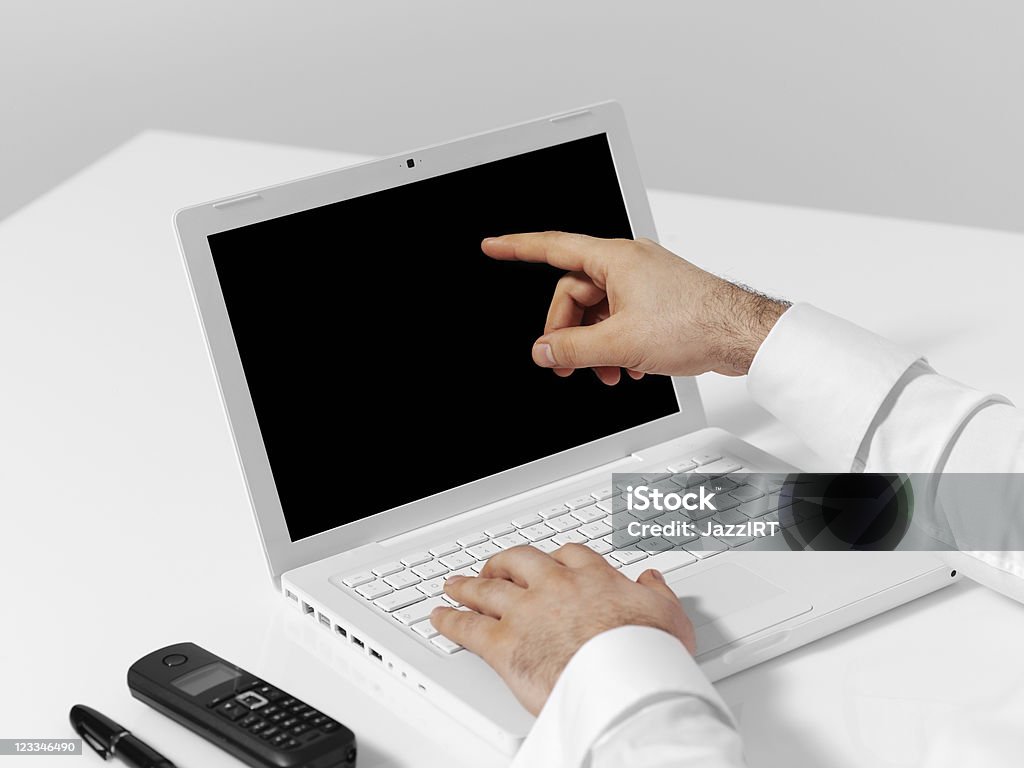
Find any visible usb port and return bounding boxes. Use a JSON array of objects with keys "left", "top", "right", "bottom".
[
  {"left": 335, "top": 625, "right": 348, "bottom": 638},
  {"left": 352, "top": 636, "right": 364, "bottom": 649},
  {"left": 318, "top": 613, "right": 331, "bottom": 627},
  {"left": 370, "top": 649, "right": 382, "bottom": 661}
]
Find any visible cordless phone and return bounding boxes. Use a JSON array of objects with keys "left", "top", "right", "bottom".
[{"left": 128, "top": 642, "right": 357, "bottom": 767}]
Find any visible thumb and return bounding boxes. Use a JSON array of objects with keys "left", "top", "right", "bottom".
[
  {"left": 532, "top": 319, "right": 629, "bottom": 370},
  {"left": 636, "top": 568, "right": 677, "bottom": 601}
]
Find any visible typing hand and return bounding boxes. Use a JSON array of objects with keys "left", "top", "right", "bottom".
[
  {"left": 481, "top": 232, "right": 789, "bottom": 384},
  {"left": 430, "top": 544, "right": 696, "bottom": 716}
]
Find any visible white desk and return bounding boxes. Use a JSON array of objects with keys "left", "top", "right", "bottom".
[{"left": 3, "top": 132, "right": 1023, "bottom": 768}]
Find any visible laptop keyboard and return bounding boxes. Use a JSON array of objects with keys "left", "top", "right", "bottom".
[{"left": 335, "top": 452, "right": 793, "bottom": 655}]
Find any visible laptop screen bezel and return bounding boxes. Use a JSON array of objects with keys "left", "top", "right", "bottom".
[{"left": 174, "top": 101, "right": 707, "bottom": 582}]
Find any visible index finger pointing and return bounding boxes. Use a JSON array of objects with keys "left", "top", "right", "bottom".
[{"left": 481, "top": 232, "right": 620, "bottom": 279}]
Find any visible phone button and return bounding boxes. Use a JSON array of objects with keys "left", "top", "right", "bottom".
[{"left": 162, "top": 653, "right": 188, "bottom": 667}]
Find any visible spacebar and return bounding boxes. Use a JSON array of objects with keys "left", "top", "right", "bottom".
[{"left": 620, "top": 549, "right": 697, "bottom": 580}]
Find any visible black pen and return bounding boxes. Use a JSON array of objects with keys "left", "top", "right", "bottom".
[{"left": 69, "top": 705, "right": 176, "bottom": 767}]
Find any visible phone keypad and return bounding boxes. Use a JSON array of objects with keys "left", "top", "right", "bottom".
[{"left": 212, "top": 681, "right": 340, "bottom": 751}]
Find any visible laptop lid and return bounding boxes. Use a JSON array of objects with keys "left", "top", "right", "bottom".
[{"left": 175, "top": 101, "right": 706, "bottom": 581}]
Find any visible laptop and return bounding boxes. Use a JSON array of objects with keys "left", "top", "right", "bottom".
[{"left": 175, "top": 101, "right": 958, "bottom": 753}]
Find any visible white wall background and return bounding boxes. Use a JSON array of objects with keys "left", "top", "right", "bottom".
[{"left": 3, "top": 1, "right": 1023, "bottom": 231}]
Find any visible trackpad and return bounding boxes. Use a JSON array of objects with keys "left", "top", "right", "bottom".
[{"left": 667, "top": 563, "right": 813, "bottom": 655}]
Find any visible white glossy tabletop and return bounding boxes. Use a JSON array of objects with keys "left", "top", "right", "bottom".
[{"left": 2, "top": 132, "right": 1023, "bottom": 767}]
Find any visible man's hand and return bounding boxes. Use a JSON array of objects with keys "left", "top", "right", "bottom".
[
  {"left": 430, "top": 544, "right": 695, "bottom": 716},
  {"left": 481, "top": 232, "right": 789, "bottom": 383}
]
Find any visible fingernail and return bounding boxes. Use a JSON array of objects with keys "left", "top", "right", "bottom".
[
  {"left": 533, "top": 343, "right": 556, "bottom": 367},
  {"left": 650, "top": 569, "right": 666, "bottom": 584},
  {"left": 482, "top": 236, "right": 505, "bottom": 247}
]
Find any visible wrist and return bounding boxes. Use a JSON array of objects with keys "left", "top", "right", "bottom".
[{"left": 705, "top": 282, "right": 790, "bottom": 375}]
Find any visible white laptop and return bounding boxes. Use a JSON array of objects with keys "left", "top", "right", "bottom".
[{"left": 175, "top": 101, "right": 958, "bottom": 753}]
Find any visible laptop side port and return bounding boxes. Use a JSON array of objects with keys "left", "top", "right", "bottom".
[
  {"left": 352, "top": 636, "right": 365, "bottom": 649},
  {"left": 284, "top": 590, "right": 299, "bottom": 603},
  {"left": 370, "top": 648, "right": 382, "bottom": 661},
  {"left": 301, "top": 601, "right": 315, "bottom": 615},
  {"left": 335, "top": 625, "right": 348, "bottom": 638},
  {"left": 318, "top": 612, "right": 331, "bottom": 628}
]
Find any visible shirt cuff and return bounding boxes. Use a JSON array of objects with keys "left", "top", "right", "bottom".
[
  {"left": 747, "top": 303, "right": 921, "bottom": 470},
  {"left": 511, "top": 625, "right": 734, "bottom": 768}
]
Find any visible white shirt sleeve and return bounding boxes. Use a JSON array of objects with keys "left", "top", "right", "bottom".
[
  {"left": 749, "top": 302, "right": 1024, "bottom": 599},
  {"left": 514, "top": 302, "right": 1023, "bottom": 766},
  {"left": 510, "top": 626, "right": 745, "bottom": 768}
]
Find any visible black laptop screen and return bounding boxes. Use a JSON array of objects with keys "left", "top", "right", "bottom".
[{"left": 207, "top": 133, "right": 681, "bottom": 541}]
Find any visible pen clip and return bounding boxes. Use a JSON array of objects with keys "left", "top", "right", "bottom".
[
  {"left": 80, "top": 729, "right": 114, "bottom": 760},
  {"left": 69, "top": 704, "right": 124, "bottom": 761}
]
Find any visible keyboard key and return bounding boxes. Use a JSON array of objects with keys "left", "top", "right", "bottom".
[
  {"left": 713, "top": 507, "right": 749, "bottom": 525},
  {"left": 538, "top": 504, "right": 569, "bottom": 519},
  {"left": 432, "top": 635, "right": 463, "bottom": 654},
  {"left": 469, "top": 561, "right": 485, "bottom": 573},
  {"left": 531, "top": 538, "right": 560, "bottom": 554},
  {"left": 428, "top": 542, "right": 460, "bottom": 557},
  {"left": 438, "top": 551, "right": 475, "bottom": 570},
  {"left": 546, "top": 514, "right": 581, "bottom": 533},
  {"left": 620, "top": 548, "right": 697, "bottom": 579},
  {"left": 372, "top": 562, "right": 403, "bottom": 577},
  {"left": 680, "top": 472, "right": 710, "bottom": 488},
  {"left": 417, "top": 578, "right": 447, "bottom": 597},
  {"left": 579, "top": 520, "right": 612, "bottom": 539},
  {"left": 571, "top": 506, "right": 607, "bottom": 524},
  {"left": 494, "top": 532, "right": 528, "bottom": 549},
  {"left": 392, "top": 595, "right": 447, "bottom": 625},
  {"left": 519, "top": 523, "right": 555, "bottom": 542},
  {"left": 638, "top": 537, "right": 673, "bottom": 553},
  {"left": 552, "top": 530, "right": 588, "bottom": 546},
  {"left": 590, "top": 486, "right": 614, "bottom": 500},
  {"left": 456, "top": 532, "right": 487, "bottom": 547},
  {"left": 610, "top": 550, "right": 647, "bottom": 565},
  {"left": 355, "top": 580, "right": 393, "bottom": 600},
  {"left": 667, "top": 459, "right": 697, "bottom": 473},
  {"left": 739, "top": 497, "right": 774, "bottom": 518},
  {"left": 411, "top": 618, "right": 439, "bottom": 639},
  {"left": 595, "top": 499, "right": 617, "bottom": 514},
  {"left": 611, "top": 512, "right": 640, "bottom": 531},
  {"left": 603, "top": 554, "right": 622, "bottom": 568},
  {"left": 633, "top": 505, "right": 664, "bottom": 522},
  {"left": 709, "top": 494, "right": 741, "bottom": 512},
  {"left": 512, "top": 513, "right": 542, "bottom": 528},
  {"left": 585, "top": 538, "right": 613, "bottom": 555},
  {"left": 412, "top": 560, "right": 449, "bottom": 579},
  {"left": 383, "top": 570, "right": 421, "bottom": 590},
  {"left": 747, "top": 473, "right": 786, "bottom": 492},
  {"left": 400, "top": 552, "right": 432, "bottom": 567},
  {"left": 612, "top": 530, "right": 642, "bottom": 548},
  {"left": 566, "top": 495, "right": 596, "bottom": 510},
  {"left": 374, "top": 587, "right": 424, "bottom": 613},
  {"left": 341, "top": 572, "right": 374, "bottom": 588},
  {"left": 691, "top": 453, "right": 721, "bottom": 466},
  {"left": 446, "top": 566, "right": 475, "bottom": 579},
  {"left": 484, "top": 522, "right": 515, "bottom": 538},
  {"left": 730, "top": 485, "right": 765, "bottom": 503},
  {"left": 702, "top": 460, "right": 743, "bottom": 477},
  {"left": 442, "top": 594, "right": 462, "bottom": 608},
  {"left": 641, "top": 471, "right": 671, "bottom": 483},
  {"left": 683, "top": 536, "right": 728, "bottom": 559},
  {"left": 467, "top": 541, "right": 501, "bottom": 560}
]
